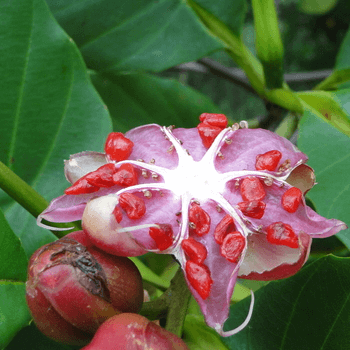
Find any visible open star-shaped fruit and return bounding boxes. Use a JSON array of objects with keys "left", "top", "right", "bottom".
[{"left": 38, "top": 113, "right": 347, "bottom": 336}]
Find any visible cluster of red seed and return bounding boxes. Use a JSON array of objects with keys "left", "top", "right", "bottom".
[
  {"left": 182, "top": 203, "right": 212, "bottom": 299},
  {"left": 239, "top": 150, "right": 303, "bottom": 249},
  {"left": 65, "top": 133, "right": 137, "bottom": 195},
  {"left": 197, "top": 113, "right": 228, "bottom": 148},
  {"left": 63, "top": 117, "right": 305, "bottom": 301}
]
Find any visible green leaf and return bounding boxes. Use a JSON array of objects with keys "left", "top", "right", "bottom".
[
  {"left": 187, "top": 0, "right": 265, "bottom": 96},
  {"left": 0, "top": 209, "right": 31, "bottom": 348},
  {"left": 46, "top": 0, "right": 224, "bottom": 73},
  {"left": 296, "top": 90, "right": 350, "bottom": 136},
  {"left": 251, "top": 0, "right": 284, "bottom": 89},
  {"left": 298, "top": 104, "right": 350, "bottom": 248},
  {"left": 222, "top": 256, "right": 350, "bottom": 350},
  {"left": 299, "top": 0, "right": 338, "bottom": 15},
  {"left": 192, "top": 0, "right": 247, "bottom": 36},
  {"left": 314, "top": 69, "right": 350, "bottom": 91},
  {"left": 0, "top": 0, "right": 112, "bottom": 257},
  {"left": 0, "top": 209, "right": 28, "bottom": 282},
  {"left": 6, "top": 323, "right": 80, "bottom": 350},
  {"left": 315, "top": 25, "right": 350, "bottom": 90},
  {"left": 91, "top": 73, "right": 222, "bottom": 132},
  {"left": 0, "top": 283, "right": 31, "bottom": 350},
  {"left": 183, "top": 315, "right": 229, "bottom": 350}
]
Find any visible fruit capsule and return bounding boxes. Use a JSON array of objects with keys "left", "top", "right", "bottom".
[
  {"left": 26, "top": 231, "right": 143, "bottom": 345},
  {"left": 81, "top": 313, "right": 189, "bottom": 350}
]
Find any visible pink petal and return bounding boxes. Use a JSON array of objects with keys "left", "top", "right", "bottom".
[
  {"left": 125, "top": 124, "right": 179, "bottom": 169},
  {"left": 38, "top": 185, "right": 127, "bottom": 228},
  {"left": 243, "top": 182, "right": 347, "bottom": 238},
  {"left": 239, "top": 231, "right": 311, "bottom": 280},
  {"left": 215, "top": 128, "right": 308, "bottom": 174},
  {"left": 174, "top": 201, "right": 250, "bottom": 333},
  {"left": 172, "top": 128, "right": 207, "bottom": 161},
  {"left": 64, "top": 152, "right": 107, "bottom": 184}
]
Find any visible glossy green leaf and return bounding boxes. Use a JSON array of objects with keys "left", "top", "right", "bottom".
[
  {"left": 183, "top": 315, "right": 229, "bottom": 350},
  {"left": 46, "top": 0, "right": 224, "bottom": 73},
  {"left": 223, "top": 256, "right": 350, "bottom": 350},
  {"left": 91, "top": 73, "right": 222, "bottom": 132},
  {"left": 0, "top": 209, "right": 27, "bottom": 282},
  {"left": 297, "top": 90, "right": 350, "bottom": 136},
  {"left": 193, "top": 0, "right": 247, "bottom": 36},
  {"left": 0, "top": 0, "right": 112, "bottom": 257},
  {"left": 315, "top": 69, "right": 350, "bottom": 91},
  {"left": 6, "top": 323, "right": 80, "bottom": 350},
  {"left": 316, "top": 25, "right": 350, "bottom": 90},
  {"left": 251, "top": 0, "right": 284, "bottom": 89},
  {"left": 0, "top": 209, "right": 30, "bottom": 348},
  {"left": 0, "top": 283, "right": 31, "bottom": 349},
  {"left": 298, "top": 103, "right": 350, "bottom": 248}
]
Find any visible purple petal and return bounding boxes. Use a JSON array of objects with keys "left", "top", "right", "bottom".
[
  {"left": 242, "top": 182, "right": 347, "bottom": 238},
  {"left": 172, "top": 127, "right": 207, "bottom": 161},
  {"left": 38, "top": 185, "right": 128, "bottom": 228},
  {"left": 64, "top": 152, "right": 107, "bottom": 183},
  {"left": 125, "top": 124, "right": 179, "bottom": 169},
  {"left": 215, "top": 128, "right": 308, "bottom": 174},
  {"left": 174, "top": 201, "right": 250, "bottom": 333}
]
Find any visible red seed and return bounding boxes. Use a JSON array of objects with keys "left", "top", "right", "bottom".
[
  {"left": 199, "top": 113, "right": 228, "bottom": 128},
  {"left": 113, "top": 164, "right": 138, "bottom": 187},
  {"left": 238, "top": 201, "right": 266, "bottom": 219},
  {"left": 112, "top": 206, "right": 123, "bottom": 223},
  {"left": 185, "top": 261, "right": 213, "bottom": 300},
  {"left": 240, "top": 177, "right": 266, "bottom": 202},
  {"left": 266, "top": 222, "right": 299, "bottom": 248},
  {"left": 189, "top": 203, "right": 211, "bottom": 236},
  {"left": 118, "top": 193, "right": 146, "bottom": 220},
  {"left": 255, "top": 150, "right": 282, "bottom": 171},
  {"left": 282, "top": 187, "right": 302, "bottom": 213},
  {"left": 220, "top": 232, "right": 245, "bottom": 263},
  {"left": 214, "top": 214, "right": 236, "bottom": 245},
  {"left": 181, "top": 238, "right": 207, "bottom": 264},
  {"left": 85, "top": 163, "right": 116, "bottom": 187},
  {"left": 65, "top": 177, "right": 100, "bottom": 195},
  {"left": 105, "top": 132, "right": 134, "bottom": 162},
  {"left": 197, "top": 123, "right": 223, "bottom": 148},
  {"left": 149, "top": 224, "right": 173, "bottom": 251}
]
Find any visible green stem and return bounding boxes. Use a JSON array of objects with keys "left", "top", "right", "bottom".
[
  {"left": 165, "top": 268, "right": 192, "bottom": 337},
  {"left": 251, "top": 0, "right": 284, "bottom": 89},
  {"left": 0, "top": 160, "right": 48, "bottom": 218},
  {"left": 187, "top": 0, "right": 303, "bottom": 114},
  {"left": 140, "top": 289, "right": 170, "bottom": 320},
  {"left": 0, "top": 160, "right": 79, "bottom": 236},
  {"left": 140, "top": 267, "right": 191, "bottom": 337}
]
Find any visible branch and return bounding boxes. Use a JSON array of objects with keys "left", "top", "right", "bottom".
[{"left": 173, "top": 58, "right": 332, "bottom": 88}]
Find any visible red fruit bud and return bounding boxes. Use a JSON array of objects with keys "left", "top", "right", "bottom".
[
  {"left": 81, "top": 313, "right": 189, "bottom": 350},
  {"left": 26, "top": 231, "right": 143, "bottom": 345}
]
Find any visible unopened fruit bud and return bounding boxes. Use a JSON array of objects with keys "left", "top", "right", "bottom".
[{"left": 26, "top": 231, "right": 143, "bottom": 345}]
